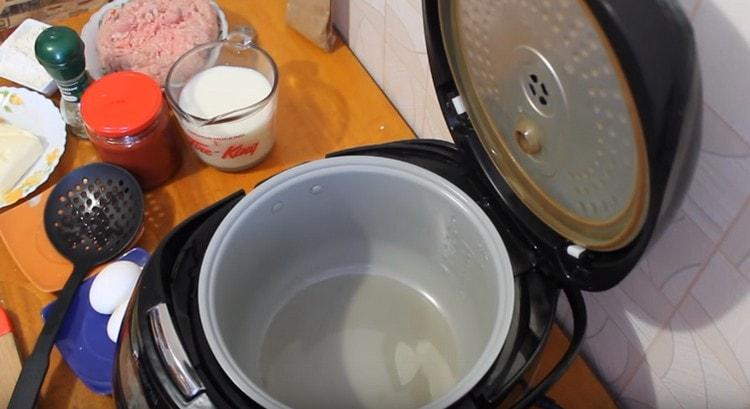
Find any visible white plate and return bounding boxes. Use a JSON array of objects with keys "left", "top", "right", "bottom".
[
  {"left": 0, "top": 87, "right": 66, "bottom": 209},
  {"left": 0, "top": 19, "right": 57, "bottom": 96},
  {"left": 80, "top": 0, "right": 229, "bottom": 82}
]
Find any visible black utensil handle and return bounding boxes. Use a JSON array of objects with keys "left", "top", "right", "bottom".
[{"left": 8, "top": 263, "right": 92, "bottom": 409}]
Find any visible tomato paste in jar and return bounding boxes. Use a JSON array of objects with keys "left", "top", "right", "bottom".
[{"left": 81, "top": 71, "right": 180, "bottom": 189}]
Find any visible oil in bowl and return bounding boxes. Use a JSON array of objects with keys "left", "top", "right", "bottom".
[{"left": 259, "top": 274, "right": 459, "bottom": 409}]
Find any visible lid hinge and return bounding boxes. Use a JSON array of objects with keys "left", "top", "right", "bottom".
[
  {"left": 451, "top": 94, "right": 467, "bottom": 115},
  {"left": 566, "top": 245, "right": 587, "bottom": 260}
]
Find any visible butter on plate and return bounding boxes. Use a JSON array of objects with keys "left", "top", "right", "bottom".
[{"left": 0, "top": 123, "right": 43, "bottom": 194}]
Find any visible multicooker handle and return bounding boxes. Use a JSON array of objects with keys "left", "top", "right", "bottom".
[
  {"left": 149, "top": 303, "right": 214, "bottom": 408},
  {"left": 509, "top": 287, "right": 587, "bottom": 409}
]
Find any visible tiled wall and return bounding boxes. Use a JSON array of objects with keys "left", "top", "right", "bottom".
[{"left": 334, "top": 0, "right": 750, "bottom": 407}]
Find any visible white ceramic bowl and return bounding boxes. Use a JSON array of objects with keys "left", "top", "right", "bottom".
[{"left": 80, "top": 0, "right": 229, "bottom": 82}]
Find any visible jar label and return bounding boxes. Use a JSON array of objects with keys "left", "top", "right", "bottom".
[
  {"left": 186, "top": 132, "right": 261, "bottom": 159},
  {"left": 183, "top": 128, "right": 273, "bottom": 170},
  {"left": 57, "top": 72, "right": 90, "bottom": 102}
]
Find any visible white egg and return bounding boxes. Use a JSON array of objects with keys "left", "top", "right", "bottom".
[
  {"left": 89, "top": 260, "right": 141, "bottom": 314},
  {"left": 107, "top": 300, "right": 129, "bottom": 343}
]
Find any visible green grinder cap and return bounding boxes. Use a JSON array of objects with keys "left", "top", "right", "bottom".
[{"left": 35, "top": 26, "right": 86, "bottom": 82}]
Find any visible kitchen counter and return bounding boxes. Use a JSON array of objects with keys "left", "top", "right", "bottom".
[{"left": 0, "top": 1, "right": 616, "bottom": 408}]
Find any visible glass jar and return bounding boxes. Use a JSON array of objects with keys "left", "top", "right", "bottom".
[
  {"left": 81, "top": 71, "right": 180, "bottom": 189},
  {"left": 165, "top": 36, "right": 278, "bottom": 171}
]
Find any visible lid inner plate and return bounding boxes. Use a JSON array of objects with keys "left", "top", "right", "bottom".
[{"left": 441, "top": 0, "right": 650, "bottom": 250}]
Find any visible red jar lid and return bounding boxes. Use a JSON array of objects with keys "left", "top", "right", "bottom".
[{"left": 81, "top": 71, "right": 163, "bottom": 138}]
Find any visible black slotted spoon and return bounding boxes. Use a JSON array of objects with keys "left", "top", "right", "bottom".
[{"left": 9, "top": 163, "right": 144, "bottom": 409}]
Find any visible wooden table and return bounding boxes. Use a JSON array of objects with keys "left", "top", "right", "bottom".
[{"left": 0, "top": 1, "right": 616, "bottom": 408}]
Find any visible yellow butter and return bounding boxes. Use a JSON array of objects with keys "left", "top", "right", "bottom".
[{"left": 0, "top": 123, "right": 43, "bottom": 194}]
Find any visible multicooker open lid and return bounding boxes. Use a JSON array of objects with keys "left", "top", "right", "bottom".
[{"left": 424, "top": 0, "right": 702, "bottom": 290}]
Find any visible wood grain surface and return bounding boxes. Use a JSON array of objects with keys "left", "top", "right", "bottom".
[
  {"left": 0, "top": 328, "right": 23, "bottom": 408},
  {"left": 0, "top": 1, "right": 616, "bottom": 408}
]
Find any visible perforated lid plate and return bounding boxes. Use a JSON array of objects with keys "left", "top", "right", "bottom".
[{"left": 440, "top": 0, "right": 650, "bottom": 250}]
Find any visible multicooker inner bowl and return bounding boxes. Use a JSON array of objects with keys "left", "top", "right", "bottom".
[{"left": 198, "top": 156, "right": 515, "bottom": 409}]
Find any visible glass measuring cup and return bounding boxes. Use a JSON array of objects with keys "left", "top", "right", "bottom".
[{"left": 165, "top": 31, "right": 279, "bottom": 171}]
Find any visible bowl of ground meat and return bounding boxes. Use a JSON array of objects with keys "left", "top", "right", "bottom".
[{"left": 81, "top": 0, "right": 228, "bottom": 85}]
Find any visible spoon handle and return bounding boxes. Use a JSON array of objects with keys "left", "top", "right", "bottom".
[{"left": 8, "top": 262, "right": 92, "bottom": 409}]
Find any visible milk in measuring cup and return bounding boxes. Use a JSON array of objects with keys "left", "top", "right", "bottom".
[{"left": 178, "top": 66, "right": 276, "bottom": 171}]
